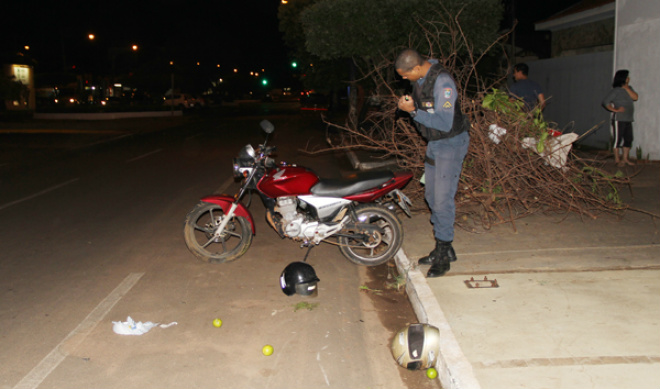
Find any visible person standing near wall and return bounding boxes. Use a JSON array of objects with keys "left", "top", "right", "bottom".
[
  {"left": 509, "top": 63, "right": 546, "bottom": 111},
  {"left": 602, "top": 69, "right": 639, "bottom": 166}
]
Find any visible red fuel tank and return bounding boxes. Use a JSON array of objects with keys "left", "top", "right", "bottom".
[{"left": 257, "top": 166, "right": 319, "bottom": 198}]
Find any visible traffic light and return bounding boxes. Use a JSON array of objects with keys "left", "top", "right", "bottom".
[
  {"left": 262, "top": 78, "right": 269, "bottom": 86},
  {"left": 291, "top": 61, "right": 298, "bottom": 68}
]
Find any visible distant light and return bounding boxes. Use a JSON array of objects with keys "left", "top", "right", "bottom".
[
  {"left": 88, "top": 34, "right": 95, "bottom": 40},
  {"left": 24, "top": 45, "right": 30, "bottom": 51},
  {"left": 234, "top": 68, "right": 238, "bottom": 73},
  {"left": 216, "top": 64, "right": 220, "bottom": 68},
  {"left": 169, "top": 61, "right": 174, "bottom": 65},
  {"left": 197, "top": 62, "right": 200, "bottom": 66},
  {"left": 262, "top": 79, "right": 268, "bottom": 86},
  {"left": 291, "top": 61, "right": 297, "bottom": 68},
  {"left": 132, "top": 45, "right": 138, "bottom": 51},
  {"left": 282, "top": 0, "right": 288, "bottom": 3}
]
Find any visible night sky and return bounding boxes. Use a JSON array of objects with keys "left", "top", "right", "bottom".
[
  {"left": 1, "top": 0, "right": 288, "bottom": 75},
  {"left": 505, "top": 0, "right": 584, "bottom": 56},
  {"left": 1, "top": 0, "right": 584, "bottom": 84}
]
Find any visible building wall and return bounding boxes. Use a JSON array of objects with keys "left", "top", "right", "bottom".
[
  {"left": 615, "top": 0, "right": 660, "bottom": 160},
  {"left": 528, "top": 51, "right": 614, "bottom": 150},
  {"left": 552, "top": 18, "right": 614, "bottom": 57}
]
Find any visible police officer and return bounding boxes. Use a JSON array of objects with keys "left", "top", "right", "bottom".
[{"left": 396, "top": 48, "right": 470, "bottom": 278}]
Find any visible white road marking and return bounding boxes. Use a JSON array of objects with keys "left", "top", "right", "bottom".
[
  {"left": 126, "top": 148, "right": 163, "bottom": 163},
  {"left": 316, "top": 350, "right": 330, "bottom": 386},
  {"left": 12, "top": 272, "right": 145, "bottom": 389},
  {"left": 0, "top": 178, "right": 79, "bottom": 212},
  {"left": 75, "top": 133, "right": 132, "bottom": 150}
]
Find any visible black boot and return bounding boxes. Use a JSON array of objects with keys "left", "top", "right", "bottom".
[
  {"left": 427, "top": 258, "right": 450, "bottom": 278},
  {"left": 418, "top": 239, "right": 457, "bottom": 265}
]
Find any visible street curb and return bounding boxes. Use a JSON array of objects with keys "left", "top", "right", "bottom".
[{"left": 394, "top": 248, "right": 482, "bottom": 389}]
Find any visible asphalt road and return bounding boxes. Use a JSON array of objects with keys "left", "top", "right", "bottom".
[{"left": 0, "top": 110, "right": 438, "bottom": 389}]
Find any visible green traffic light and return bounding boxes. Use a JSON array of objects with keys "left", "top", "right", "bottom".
[
  {"left": 291, "top": 61, "right": 297, "bottom": 68},
  {"left": 262, "top": 79, "right": 268, "bottom": 86}
]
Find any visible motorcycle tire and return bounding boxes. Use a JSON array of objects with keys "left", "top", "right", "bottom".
[
  {"left": 338, "top": 204, "right": 404, "bottom": 266},
  {"left": 183, "top": 201, "right": 253, "bottom": 263}
]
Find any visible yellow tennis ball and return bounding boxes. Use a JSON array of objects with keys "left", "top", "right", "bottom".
[
  {"left": 426, "top": 367, "right": 438, "bottom": 379},
  {"left": 212, "top": 318, "right": 222, "bottom": 328},
  {"left": 262, "top": 345, "right": 274, "bottom": 356}
]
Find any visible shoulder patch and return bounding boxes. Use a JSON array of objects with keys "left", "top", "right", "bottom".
[
  {"left": 443, "top": 101, "right": 453, "bottom": 109},
  {"left": 443, "top": 88, "right": 453, "bottom": 99}
]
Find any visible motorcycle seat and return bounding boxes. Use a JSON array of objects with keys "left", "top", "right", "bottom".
[{"left": 310, "top": 170, "right": 394, "bottom": 197}]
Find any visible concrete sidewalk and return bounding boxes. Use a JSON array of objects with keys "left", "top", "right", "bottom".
[{"left": 396, "top": 163, "right": 660, "bottom": 389}]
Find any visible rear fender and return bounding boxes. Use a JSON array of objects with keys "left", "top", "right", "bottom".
[{"left": 200, "top": 195, "right": 255, "bottom": 234}]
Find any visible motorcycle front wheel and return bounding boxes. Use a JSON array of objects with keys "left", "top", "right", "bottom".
[
  {"left": 183, "top": 202, "right": 253, "bottom": 263},
  {"left": 338, "top": 204, "right": 403, "bottom": 266}
]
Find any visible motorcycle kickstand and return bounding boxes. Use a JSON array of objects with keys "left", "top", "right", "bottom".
[{"left": 301, "top": 244, "right": 314, "bottom": 262}]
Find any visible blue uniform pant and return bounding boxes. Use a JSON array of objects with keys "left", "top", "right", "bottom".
[{"left": 424, "top": 131, "right": 469, "bottom": 242}]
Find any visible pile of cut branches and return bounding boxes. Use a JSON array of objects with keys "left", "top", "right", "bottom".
[
  {"left": 324, "top": 88, "right": 629, "bottom": 232},
  {"left": 315, "top": 13, "right": 634, "bottom": 231},
  {"left": 318, "top": 19, "right": 633, "bottom": 231}
]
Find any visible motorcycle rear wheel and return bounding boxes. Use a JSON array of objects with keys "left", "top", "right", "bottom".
[
  {"left": 338, "top": 204, "right": 403, "bottom": 266},
  {"left": 183, "top": 202, "right": 253, "bottom": 263}
]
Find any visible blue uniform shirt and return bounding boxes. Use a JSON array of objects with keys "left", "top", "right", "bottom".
[{"left": 413, "top": 60, "right": 457, "bottom": 133}]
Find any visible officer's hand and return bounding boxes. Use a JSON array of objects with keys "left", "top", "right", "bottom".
[{"left": 398, "top": 95, "right": 415, "bottom": 112}]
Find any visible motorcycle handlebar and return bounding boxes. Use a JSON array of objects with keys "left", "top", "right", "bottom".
[{"left": 263, "top": 146, "right": 277, "bottom": 155}]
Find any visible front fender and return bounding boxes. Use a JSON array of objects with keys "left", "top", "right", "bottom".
[{"left": 200, "top": 195, "right": 255, "bottom": 234}]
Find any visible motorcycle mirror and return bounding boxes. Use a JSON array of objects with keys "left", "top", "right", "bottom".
[{"left": 260, "top": 120, "right": 275, "bottom": 134}]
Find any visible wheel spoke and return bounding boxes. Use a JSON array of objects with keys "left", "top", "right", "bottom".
[
  {"left": 193, "top": 222, "right": 208, "bottom": 233},
  {"left": 201, "top": 237, "right": 216, "bottom": 249},
  {"left": 225, "top": 230, "right": 242, "bottom": 238}
]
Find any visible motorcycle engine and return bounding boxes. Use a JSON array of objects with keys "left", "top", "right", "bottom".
[
  {"left": 272, "top": 196, "right": 345, "bottom": 244},
  {"left": 275, "top": 196, "right": 306, "bottom": 238}
]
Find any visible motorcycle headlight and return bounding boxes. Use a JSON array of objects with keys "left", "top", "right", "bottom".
[
  {"left": 238, "top": 144, "right": 256, "bottom": 160},
  {"left": 233, "top": 145, "right": 257, "bottom": 178}
]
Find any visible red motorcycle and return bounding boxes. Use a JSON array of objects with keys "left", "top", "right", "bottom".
[{"left": 184, "top": 120, "right": 413, "bottom": 266}]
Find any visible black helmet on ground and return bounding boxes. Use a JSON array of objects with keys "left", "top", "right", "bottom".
[{"left": 279, "top": 262, "right": 320, "bottom": 296}]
